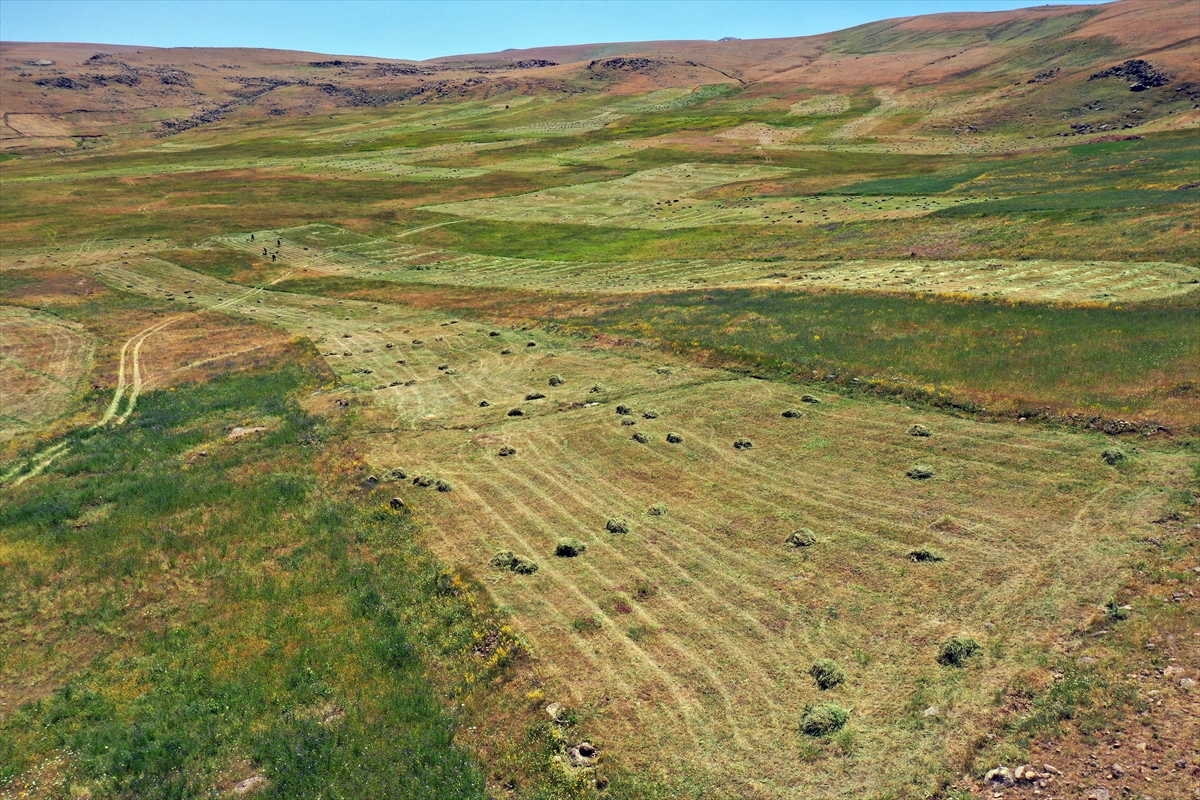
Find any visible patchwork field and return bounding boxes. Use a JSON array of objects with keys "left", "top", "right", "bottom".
[{"left": 2, "top": 3, "right": 1199, "bottom": 798}]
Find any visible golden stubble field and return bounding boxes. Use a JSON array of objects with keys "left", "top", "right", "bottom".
[{"left": 77, "top": 254, "right": 1192, "bottom": 797}]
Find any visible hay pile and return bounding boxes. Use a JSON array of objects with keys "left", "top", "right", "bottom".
[
  {"left": 809, "top": 659, "right": 845, "bottom": 690},
  {"left": 782, "top": 409, "right": 803, "bottom": 418},
  {"left": 786, "top": 528, "right": 817, "bottom": 547},
  {"left": 733, "top": 437, "right": 753, "bottom": 450},
  {"left": 616, "top": 405, "right": 633, "bottom": 416},
  {"left": 906, "top": 465, "right": 934, "bottom": 480},
  {"left": 666, "top": 432, "right": 683, "bottom": 444},
  {"left": 548, "top": 374, "right": 565, "bottom": 386},
  {"left": 499, "top": 446, "right": 516, "bottom": 457},
  {"left": 491, "top": 550, "right": 539, "bottom": 574},
  {"left": 907, "top": 424, "right": 931, "bottom": 437},
  {"left": 908, "top": 546, "right": 945, "bottom": 562},
  {"left": 801, "top": 394, "right": 821, "bottom": 404},
  {"left": 800, "top": 703, "right": 849, "bottom": 736},
  {"left": 1102, "top": 448, "right": 1126, "bottom": 465},
  {"left": 525, "top": 392, "right": 546, "bottom": 400},
  {"left": 555, "top": 538, "right": 587, "bottom": 557},
  {"left": 937, "top": 635, "right": 980, "bottom": 666},
  {"left": 631, "top": 432, "right": 649, "bottom": 443},
  {"left": 648, "top": 503, "right": 668, "bottom": 516},
  {"left": 605, "top": 518, "right": 630, "bottom": 534},
  {"left": 642, "top": 410, "right": 659, "bottom": 419},
  {"left": 508, "top": 408, "right": 524, "bottom": 417}
]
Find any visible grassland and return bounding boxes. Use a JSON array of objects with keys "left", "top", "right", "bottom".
[{"left": 3, "top": 27, "right": 1199, "bottom": 799}]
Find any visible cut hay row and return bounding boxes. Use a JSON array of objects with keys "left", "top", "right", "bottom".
[
  {"left": 213, "top": 225, "right": 1199, "bottom": 303},
  {"left": 0, "top": 305, "right": 94, "bottom": 440}
]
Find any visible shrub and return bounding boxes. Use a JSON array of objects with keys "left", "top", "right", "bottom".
[
  {"left": 908, "top": 546, "right": 945, "bottom": 562},
  {"left": 937, "top": 635, "right": 981, "bottom": 666},
  {"left": 800, "top": 703, "right": 849, "bottom": 736},
  {"left": 801, "top": 394, "right": 821, "bottom": 404},
  {"left": 734, "top": 437, "right": 753, "bottom": 450},
  {"left": 498, "top": 446, "right": 516, "bottom": 457},
  {"left": 642, "top": 409, "right": 659, "bottom": 419},
  {"left": 616, "top": 405, "right": 633, "bottom": 416},
  {"left": 510, "top": 556, "right": 539, "bottom": 574},
  {"left": 1105, "top": 598, "right": 1131, "bottom": 621},
  {"left": 548, "top": 374, "right": 565, "bottom": 386},
  {"left": 435, "top": 480, "right": 453, "bottom": 493},
  {"left": 908, "top": 424, "right": 931, "bottom": 437},
  {"left": 809, "top": 659, "right": 846, "bottom": 690},
  {"left": 786, "top": 528, "right": 817, "bottom": 547},
  {"left": 555, "top": 538, "right": 587, "bottom": 557},
  {"left": 606, "top": 518, "right": 629, "bottom": 534},
  {"left": 490, "top": 550, "right": 516, "bottom": 569},
  {"left": 907, "top": 465, "right": 934, "bottom": 480},
  {"left": 648, "top": 503, "right": 668, "bottom": 516},
  {"left": 631, "top": 432, "right": 649, "bottom": 443},
  {"left": 1102, "top": 448, "right": 1126, "bottom": 465},
  {"left": 507, "top": 408, "right": 524, "bottom": 417},
  {"left": 666, "top": 432, "right": 683, "bottom": 444},
  {"left": 782, "top": 409, "right": 803, "bottom": 418}
]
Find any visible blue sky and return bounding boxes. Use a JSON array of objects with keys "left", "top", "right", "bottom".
[{"left": 0, "top": 1, "right": 1109, "bottom": 61}]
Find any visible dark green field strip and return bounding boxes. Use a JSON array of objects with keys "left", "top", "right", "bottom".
[
  {"left": 930, "top": 188, "right": 1198, "bottom": 216},
  {"left": 552, "top": 287, "right": 1200, "bottom": 423}
]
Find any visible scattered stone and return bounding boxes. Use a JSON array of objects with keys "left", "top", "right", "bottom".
[
  {"left": 545, "top": 701, "right": 562, "bottom": 719},
  {"left": 390, "top": 497, "right": 406, "bottom": 510},
  {"left": 227, "top": 426, "right": 267, "bottom": 439},
  {"left": 366, "top": 475, "right": 378, "bottom": 487},
  {"left": 1086, "top": 788, "right": 1110, "bottom": 800},
  {"left": 1181, "top": 677, "right": 1196, "bottom": 689},
  {"left": 922, "top": 706, "right": 940, "bottom": 717},
  {"left": 567, "top": 742, "right": 597, "bottom": 767},
  {"left": 985, "top": 767, "right": 1015, "bottom": 787},
  {"left": 1109, "top": 763, "right": 1125, "bottom": 779},
  {"left": 233, "top": 776, "right": 268, "bottom": 795}
]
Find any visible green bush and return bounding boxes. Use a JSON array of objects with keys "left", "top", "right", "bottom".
[
  {"left": 800, "top": 703, "right": 849, "bottom": 736},
  {"left": 809, "top": 659, "right": 846, "bottom": 690},
  {"left": 937, "top": 635, "right": 981, "bottom": 666},
  {"left": 555, "top": 538, "right": 587, "bottom": 557},
  {"left": 606, "top": 518, "right": 630, "bottom": 534}
]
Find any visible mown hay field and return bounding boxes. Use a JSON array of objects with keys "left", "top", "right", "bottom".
[{"left": 75, "top": 256, "right": 1192, "bottom": 796}]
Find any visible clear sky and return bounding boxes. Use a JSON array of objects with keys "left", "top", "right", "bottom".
[{"left": 0, "top": 0, "right": 1110, "bottom": 61}]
